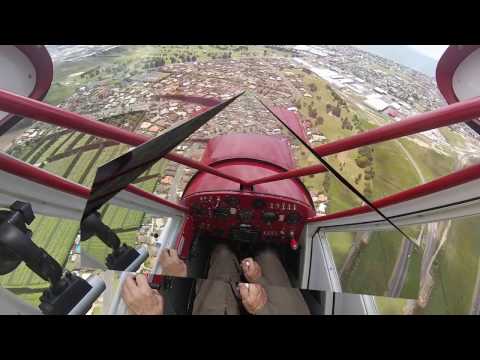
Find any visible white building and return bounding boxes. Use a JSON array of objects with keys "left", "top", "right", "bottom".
[
  {"left": 364, "top": 95, "right": 390, "bottom": 112},
  {"left": 374, "top": 87, "right": 387, "bottom": 95}
]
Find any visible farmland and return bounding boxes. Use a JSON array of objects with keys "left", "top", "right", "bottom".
[
  {"left": 294, "top": 71, "right": 428, "bottom": 298},
  {"left": 0, "top": 111, "right": 163, "bottom": 306}
]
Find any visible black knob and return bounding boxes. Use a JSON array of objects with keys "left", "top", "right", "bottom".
[
  {"left": 191, "top": 203, "right": 206, "bottom": 216},
  {"left": 253, "top": 198, "right": 266, "bottom": 209},
  {"left": 286, "top": 212, "right": 301, "bottom": 224},
  {"left": 213, "top": 207, "right": 229, "bottom": 218},
  {"left": 262, "top": 211, "right": 278, "bottom": 223},
  {"left": 224, "top": 196, "right": 239, "bottom": 207},
  {"left": 239, "top": 209, "right": 253, "bottom": 222}
]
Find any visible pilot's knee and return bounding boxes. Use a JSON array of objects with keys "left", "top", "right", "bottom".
[
  {"left": 212, "top": 243, "right": 234, "bottom": 258},
  {"left": 256, "top": 247, "right": 279, "bottom": 261}
]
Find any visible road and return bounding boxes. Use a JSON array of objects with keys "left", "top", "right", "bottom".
[
  {"left": 383, "top": 133, "right": 431, "bottom": 298},
  {"left": 299, "top": 64, "right": 435, "bottom": 298},
  {"left": 339, "top": 231, "right": 370, "bottom": 279},
  {"left": 409, "top": 151, "right": 468, "bottom": 312},
  {"left": 387, "top": 227, "right": 423, "bottom": 297}
]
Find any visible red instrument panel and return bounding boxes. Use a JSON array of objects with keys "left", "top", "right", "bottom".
[{"left": 183, "top": 191, "right": 315, "bottom": 245}]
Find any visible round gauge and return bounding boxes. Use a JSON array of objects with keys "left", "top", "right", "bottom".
[
  {"left": 253, "top": 198, "right": 266, "bottom": 209},
  {"left": 239, "top": 209, "right": 254, "bottom": 222},
  {"left": 262, "top": 211, "right": 279, "bottom": 223},
  {"left": 286, "top": 211, "right": 301, "bottom": 224},
  {"left": 224, "top": 196, "right": 240, "bottom": 207},
  {"left": 191, "top": 203, "right": 206, "bottom": 216},
  {"left": 213, "top": 207, "right": 230, "bottom": 218}
]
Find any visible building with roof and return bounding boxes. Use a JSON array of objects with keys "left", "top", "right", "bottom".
[{"left": 364, "top": 96, "right": 390, "bottom": 112}]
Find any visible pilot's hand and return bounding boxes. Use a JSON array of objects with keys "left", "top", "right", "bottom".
[
  {"left": 238, "top": 283, "right": 268, "bottom": 315},
  {"left": 240, "top": 257, "right": 262, "bottom": 283},
  {"left": 121, "top": 274, "right": 164, "bottom": 315},
  {"left": 159, "top": 248, "right": 187, "bottom": 277}
]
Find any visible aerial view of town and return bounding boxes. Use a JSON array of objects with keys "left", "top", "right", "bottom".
[{"left": 1, "top": 45, "right": 479, "bottom": 315}]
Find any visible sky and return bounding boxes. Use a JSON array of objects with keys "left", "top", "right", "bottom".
[{"left": 408, "top": 45, "right": 448, "bottom": 60}]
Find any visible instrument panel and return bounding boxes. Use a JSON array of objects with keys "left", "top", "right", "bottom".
[{"left": 184, "top": 192, "right": 315, "bottom": 246}]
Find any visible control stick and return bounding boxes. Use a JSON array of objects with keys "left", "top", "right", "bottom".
[
  {"left": 80, "top": 211, "right": 140, "bottom": 271},
  {"left": 0, "top": 201, "right": 95, "bottom": 315}
]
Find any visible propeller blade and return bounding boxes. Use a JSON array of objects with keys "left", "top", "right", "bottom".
[
  {"left": 81, "top": 91, "right": 244, "bottom": 222},
  {"left": 256, "top": 96, "right": 415, "bottom": 243}
]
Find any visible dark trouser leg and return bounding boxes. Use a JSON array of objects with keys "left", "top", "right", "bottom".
[
  {"left": 192, "top": 243, "right": 241, "bottom": 315},
  {"left": 255, "top": 285, "right": 311, "bottom": 315},
  {"left": 255, "top": 247, "right": 292, "bottom": 287},
  {"left": 254, "top": 248, "right": 311, "bottom": 315},
  {"left": 206, "top": 243, "right": 242, "bottom": 282}
]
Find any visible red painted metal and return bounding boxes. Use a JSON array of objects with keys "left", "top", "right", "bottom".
[
  {"left": 269, "top": 107, "right": 308, "bottom": 143},
  {"left": 0, "top": 152, "right": 90, "bottom": 199},
  {"left": 201, "top": 134, "right": 296, "bottom": 170},
  {"left": 312, "top": 95, "right": 480, "bottom": 157},
  {"left": 0, "top": 45, "right": 53, "bottom": 132},
  {"left": 177, "top": 216, "right": 194, "bottom": 258},
  {"left": 245, "top": 163, "right": 327, "bottom": 186},
  {"left": 124, "top": 184, "right": 189, "bottom": 213},
  {"left": 0, "top": 89, "right": 247, "bottom": 185},
  {"left": 184, "top": 159, "right": 314, "bottom": 207},
  {"left": 183, "top": 190, "right": 314, "bottom": 245},
  {"left": 306, "top": 162, "right": 480, "bottom": 223},
  {"left": 16, "top": 46, "right": 54, "bottom": 102},
  {"left": 247, "top": 93, "right": 480, "bottom": 188},
  {"left": 436, "top": 45, "right": 480, "bottom": 132},
  {"left": 182, "top": 134, "right": 315, "bottom": 246},
  {"left": 290, "top": 238, "right": 298, "bottom": 251},
  {"left": 0, "top": 152, "right": 189, "bottom": 213},
  {"left": 436, "top": 45, "right": 479, "bottom": 104}
]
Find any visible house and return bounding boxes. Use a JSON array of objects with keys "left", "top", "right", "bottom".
[{"left": 364, "top": 96, "right": 390, "bottom": 112}]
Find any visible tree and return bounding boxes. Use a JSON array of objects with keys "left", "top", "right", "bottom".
[
  {"left": 323, "top": 174, "right": 331, "bottom": 193},
  {"left": 308, "top": 83, "right": 318, "bottom": 92},
  {"left": 355, "top": 155, "right": 370, "bottom": 169},
  {"left": 354, "top": 173, "right": 362, "bottom": 185},
  {"left": 332, "top": 106, "right": 341, "bottom": 117}
]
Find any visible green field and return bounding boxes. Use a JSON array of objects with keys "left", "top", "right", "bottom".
[
  {"left": 375, "top": 296, "right": 408, "bottom": 315},
  {"left": 81, "top": 159, "right": 166, "bottom": 264},
  {"left": 341, "top": 230, "right": 403, "bottom": 296},
  {"left": 327, "top": 232, "right": 355, "bottom": 270},
  {"left": 438, "top": 127, "right": 466, "bottom": 149},
  {"left": 419, "top": 216, "right": 480, "bottom": 314},
  {"left": 398, "top": 137, "right": 457, "bottom": 181},
  {"left": 399, "top": 242, "right": 423, "bottom": 299},
  {"left": 0, "top": 112, "right": 163, "bottom": 306},
  {"left": 1, "top": 45, "right": 283, "bottom": 307},
  {"left": 294, "top": 72, "right": 427, "bottom": 297}
]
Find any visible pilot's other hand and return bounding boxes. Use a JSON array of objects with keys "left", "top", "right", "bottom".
[
  {"left": 240, "top": 257, "right": 262, "bottom": 283},
  {"left": 238, "top": 283, "right": 267, "bottom": 315},
  {"left": 159, "top": 248, "right": 187, "bottom": 277},
  {"left": 122, "top": 274, "right": 164, "bottom": 315}
]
